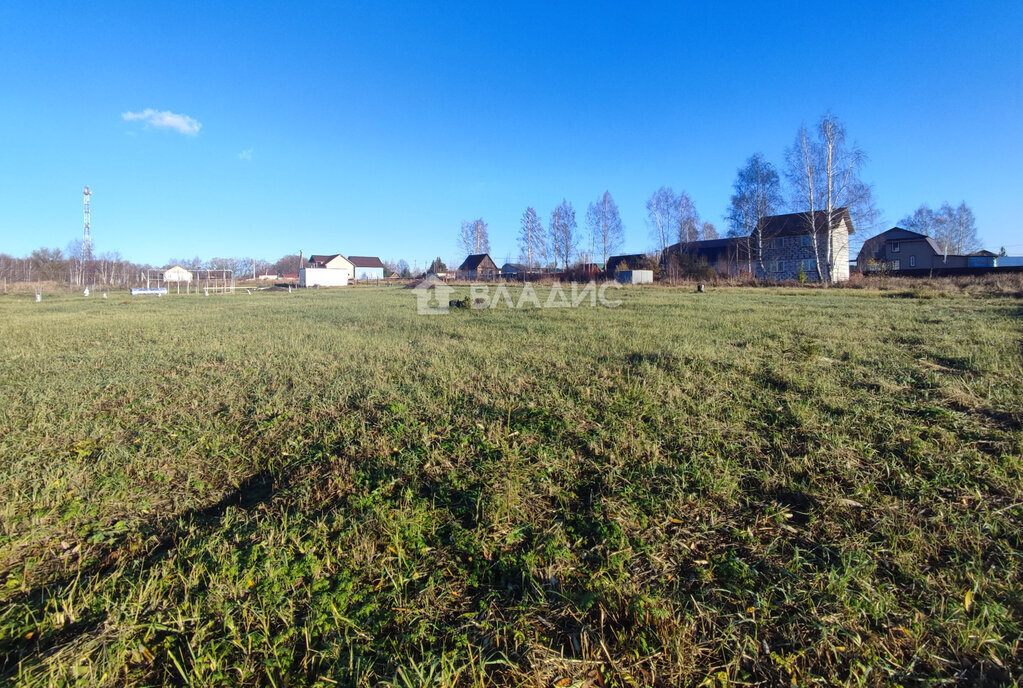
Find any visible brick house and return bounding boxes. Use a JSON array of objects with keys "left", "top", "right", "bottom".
[{"left": 665, "top": 208, "right": 855, "bottom": 282}]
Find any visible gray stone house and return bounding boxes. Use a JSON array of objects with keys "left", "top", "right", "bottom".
[{"left": 664, "top": 208, "right": 855, "bottom": 282}]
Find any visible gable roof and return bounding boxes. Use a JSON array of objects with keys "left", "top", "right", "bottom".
[
  {"left": 309, "top": 254, "right": 355, "bottom": 269},
  {"left": 860, "top": 227, "right": 944, "bottom": 256},
  {"left": 666, "top": 237, "right": 743, "bottom": 253},
  {"left": 664, "top": 238, "right": 748, "bottom": 264},
  {"left": 755, "top": 208, "right": 854, "bottom": 237},
  {"left": 348, "top": 256, "right": 385, "bottom": 268},
  {"left": 459, "top": 254, "right": 496, "bottom": 270},
  {"left": 309, "top": 254, "right": 340, "bottom": 265},
  {"left": 606, "top": 254, "right": 648, "bottom": 273},
  {"left": 502, "top": 262, "right": 527, "bottom": 271}
]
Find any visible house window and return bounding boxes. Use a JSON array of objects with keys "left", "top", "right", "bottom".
[
  {"left": 801, "top": 235, "right": 812, "bottom": 247},
  {"left": 891, "top": 260, "right": 901, "bottom": 270},
  {"left": 890, "top": 242, "right": 900, "bottom": 253},
  {"left": 909, "top": 255, "right": 916, "bottom": 268},
  {"left": 774, "top": 261, "right": 785, "bottom": 273},
  {"left": 801, "top": 259, "right": 816, "bottom": 271}
]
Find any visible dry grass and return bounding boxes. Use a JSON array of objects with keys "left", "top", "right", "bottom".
[{"left": 0, "top": 285, "right": 1020, "bottom": 686}]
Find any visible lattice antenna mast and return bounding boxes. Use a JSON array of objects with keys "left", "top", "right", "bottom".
[{"left": 82, "top": 186, "right": 93, "bottom": 261}]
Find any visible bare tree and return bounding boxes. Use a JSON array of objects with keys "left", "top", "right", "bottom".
[
  {"left": 586, "top": 191, "right": 624, "bottom": 267},
  {"left": 549, "top": 199, "right": 578, "bottom": 270},
  {"left": 459, "top": 219, "right": 490, "bottom": 256},
  {"left": 459, "top": 220, "right": 474, "bottom": 257},
  {"left": 66, "top": 239, "right": 85, "bottom": 286},
  {"left": 701, "top": 222, "right": 719, "bottom": 240},
  {"left": 726, "top": 153, "right": 782, "bottom": 274},
  {"left": 785, "top": 113, "right": 876, "bottom": 282},
  {"left": 271, "top": 254, "right": 301, "bottom": 275},
  {"left": 472, "top": 218, "right": 490, "bottom": 254},
  {"left": 943, "top": 202, "right": 980, "bottom": 255},
  {"left": 646, "top": 186, "right": 676, "bottom": 257},
  {"left": 675, "top": 191, "right": 701, "bottom": 248},
  {"left": 518, "top": 207, "right": 546, "bottom": 270},
  {"left": 899, "top": 205, "right": 938, "bottom": 236},
  {"left": 901, "top": 202, "right": 980, "bottom": 257}
]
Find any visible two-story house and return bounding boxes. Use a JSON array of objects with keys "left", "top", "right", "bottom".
[
  {"left": 664, "top": 208, "right": 855, "bottom": 282},
  {"left": 856, "top": 228, "right": 997, "bottom": 272}
]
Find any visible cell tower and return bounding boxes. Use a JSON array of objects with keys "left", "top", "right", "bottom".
[{"left": 82, "top": 186, "right": 93, "bottom": 261}]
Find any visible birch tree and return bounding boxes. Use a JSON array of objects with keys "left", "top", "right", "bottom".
[
  {"left": 471, "top": 218, "right": 490, "bottom": 254},
  {"left": 900, "top": 202, "right": 980, "bottom": 257},
  {"left": 899, "top": 205, "right": 938, "bottom": 236},
  {"left": 646, "top": 187, "right": 676, "bottom": 257},
  {"left": 459, "top": 218, "right": 490, "bottom": 256},
  {"left": 459, "top": 220, "right": 474, "bottom": 257},
  {"left": 675, "top": 191, "right": 700, "bottom": 246},
  {"left": 726, "top": 153, "right": 782, "bottom": 274},
  {"left": 785, "top": 113, "right": 876, "bottom": 282},
  {"left": 586, "top": 191, "right": 624, "bottom": 267},
  {"left": 518, "top": 207, "right": 546, "bottom": 270},
  {"left": 942, "top": 202, "right": 980, "bottom": 255},
  {"left": 549, "top": 199, "right": 578, "bottom": 270}
]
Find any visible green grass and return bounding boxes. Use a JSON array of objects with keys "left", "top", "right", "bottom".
[{"left": 0, "top": 285, "right": 1020, "bottom": 686}]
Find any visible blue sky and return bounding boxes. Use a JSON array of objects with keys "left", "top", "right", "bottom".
[{"left": 2, "top": 1, "right": 1021, "bottom": 268}]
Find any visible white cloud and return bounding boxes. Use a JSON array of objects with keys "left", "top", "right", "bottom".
[
  {"left": 121, "top": 108, "right": 202, "bottom": 136},
  {"left": 238, "top": 148, "right": 253, "bottom": 161}
]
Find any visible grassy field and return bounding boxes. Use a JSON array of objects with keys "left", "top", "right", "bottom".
[{"left": 0, "top": 285, "right": 1020, "bottom": 687}]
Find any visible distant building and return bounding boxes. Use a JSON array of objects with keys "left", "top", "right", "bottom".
[
  {"left": 606, "top": 254, "right": 650, "bottom": 274},
  {"left": 348, "top": 256, "right": 386, "bottom": 281},
  {"left": 616, "top": 270, "right": 653, "bottom": 285},
  {"left": 856, "top": 228, "right": 1001, "bottom": 272},
  {"left": 164, "top": 265, "right": 193, "bottom": 283},
  {"left": 501, "top": 262, "right": 527, "bottom": 278},
  {"left": 308, "top": 254, "right": 354, "bottom": 281},
  {"left": 457, "top": 254, "right": 499, "bottom": 281},
  {"left": 310, "top": 254, "right": 354, "bottom": 270},
  {"left": 665, "top": 208, "right": 855, "bottom": 282},
  {"left": 967, "top": 250, "right": 998, "bottom": 268},
  {"left": 300, "top": 267, "right": 349, "bottom": 287}
]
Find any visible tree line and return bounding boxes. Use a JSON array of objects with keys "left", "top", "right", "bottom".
[
  {"left": 456, "top": 112, "right": 982, "bottom": 282},
  {"left": 0, "top": 247, "right": 142, "bottom": 287},
  {"left": 0, "top": 245, "right": 443, "bottom": 287},
  {"left": 460, "top": 194, "right": 635, "bottom": 272}
]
